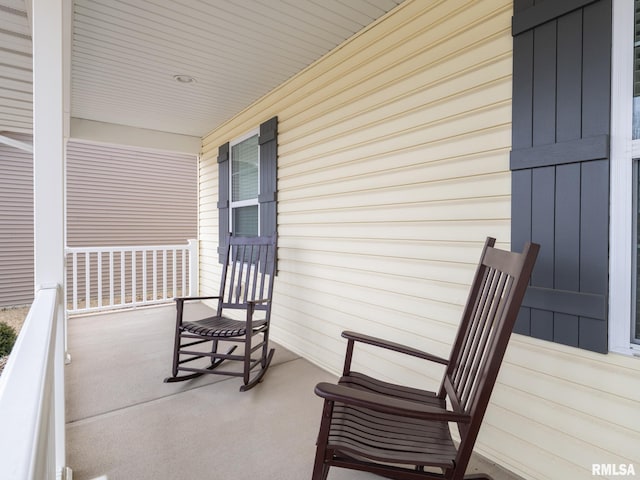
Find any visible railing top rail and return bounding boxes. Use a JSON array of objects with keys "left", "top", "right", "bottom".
[
  {"left": 0, "top": 285, "right": 60, "bottom": 480},
  {"left": 65, "top": 243, "right": 191, "bottom": 254}
]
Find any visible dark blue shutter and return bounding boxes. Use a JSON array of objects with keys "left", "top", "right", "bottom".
[
  {"left": 217, "top": 142, "right": 230, "bottom": 263},
  {"left": 259, "top": 116, "right": 277, "bottom": 237},
  {"left": 511, "top": 0, "right": 611, "bottom": 353}
]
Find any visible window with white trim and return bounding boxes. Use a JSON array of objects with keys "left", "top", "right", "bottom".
[
  {"left": 216, "top": 116, "right": 277, "bottom": 264},
  {"left": 610, "top": 0, "right": 640, "bottom": 354},
  {"left": 230, "top": 130, "right": 259, "bottom": 236},
  {"left": 633, "top": 0, "right": 640, "bottom": 346}
]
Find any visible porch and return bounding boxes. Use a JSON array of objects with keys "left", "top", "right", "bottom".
[{"left": 65, "top": 304, "right": 522, "bottom": 480}]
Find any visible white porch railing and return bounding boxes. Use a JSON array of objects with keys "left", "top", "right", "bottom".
[
  {"left": 65, "top": 240, "right": 198, "bottom": 315},
  {"left": 0, "top": 285, "right": 68, "bottom": 480}
]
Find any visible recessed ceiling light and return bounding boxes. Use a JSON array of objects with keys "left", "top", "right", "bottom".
[{"left": 173, "top": 74, "right": 196, "bottom": 84}]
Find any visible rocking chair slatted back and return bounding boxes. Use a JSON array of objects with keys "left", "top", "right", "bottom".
[
  {"left": 312, "top": 237, "right": 539, "bottom": 479},
  {"left": 217, "top": 235, "right": 276, "bottom": 313},
  {"left": 441, "top": 238, "right": 539, "bottom": 466}
]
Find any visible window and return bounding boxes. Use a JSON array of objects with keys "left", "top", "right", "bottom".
[
  {"left": 633, "top": 0, "right": 640, "bottom": 345},
  {"left": 216, "top": 117, "right": 278, "bottom": 264},
  {"left": 610, "top": 0, "right": 640, "bottom": 354},
  {"left": 230, "top": 131, "right": 259, "bottom": 236}
]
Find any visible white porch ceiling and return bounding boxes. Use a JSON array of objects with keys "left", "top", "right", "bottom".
[{"left": 0, "top": 0, "right": 404, "bottom": 140}]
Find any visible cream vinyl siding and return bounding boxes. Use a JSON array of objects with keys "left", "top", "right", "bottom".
[
  {"left": 200, "top": 1, "right": 640, "bottom": 478},
  {"left": 0, "top": 135, "right": 33, "bottom": 307}
]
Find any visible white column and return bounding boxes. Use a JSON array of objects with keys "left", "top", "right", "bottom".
[
  {"left": 32, "top": 0, "right": 71, "bottom": 476},
  {"left": 33, "top": 1, "right": 65, "bottom": 288}
]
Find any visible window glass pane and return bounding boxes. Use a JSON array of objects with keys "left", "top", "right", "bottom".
[
  {"left": 233, "top": 205, "right": 259, "bottom": 236},
  {"left": 231, "top": 135, "right": 259, "bottom": 201},
  {"left": 634, "top": 0, "right": 640, "bottom": 139}
]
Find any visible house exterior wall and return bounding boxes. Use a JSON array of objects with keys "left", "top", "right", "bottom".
[
  {"left": 199, "top": 0, "right": 640, "bottom": 478},
  {"left": 66, "top": 139, "right": 197, "bottom": 247},
  {"left": 0, "top": 135, "right": 34, "bottom": 307}
]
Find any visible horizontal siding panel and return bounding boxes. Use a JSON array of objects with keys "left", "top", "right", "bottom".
[
  {"left": 497, "top": 363, "right": 640, "bottom": 434},
  {"left": 277, "top": 237, "right": 504, "bottom": 264},
  {"left": 282, "top": 69, "right": 511, "bottom": 157},
  {"left": 279, "top": 248, "right": 477, "bottom": 286},
  {"left": 279, "top": 137, "right": 511, "bottom": 191},
  {"left": 279, "top": 219, "right": 510, "bottom": 243},
  {"left": 279, "top": 197, "right": 509, "bottom": 226},
  {"left": 278, "top": 102, "right": 511, "bottom": 169},
  {"left": 278, "top": 2, "right": 511, "bottom": 130},
  {"left": 505, "top": 339, "right": 640, "bottom": 402},
  {"left": 279, "top": 173, "right": 510, "bottom": 209},
  {"left": 481, "top": 398, "right": 639, "bottom": 478}
]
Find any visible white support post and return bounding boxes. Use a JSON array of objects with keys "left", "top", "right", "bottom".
[
  {"left": 188, "top": 239, "right": 199, "bottom": 296},
  {"left": 32, "top": 0, "right": 71, "bottom": 476}
]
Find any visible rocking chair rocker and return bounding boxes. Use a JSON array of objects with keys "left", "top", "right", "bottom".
[
  {"left": 164, "top": 234, "right": 277, "bottom": 391},
  {"left": 312, "top": 237, "right": 539, "bottom": 479}
]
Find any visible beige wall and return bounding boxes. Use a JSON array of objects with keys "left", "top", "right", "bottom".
[{"left": 200, "top": 1, "right": 640, "bottom": 478}]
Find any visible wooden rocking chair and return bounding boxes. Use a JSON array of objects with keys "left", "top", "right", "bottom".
[
  {"left": 164, "top": 234, "right": 277, "bottom": 391},
  {"left": 312, "top": 237, "right": 539, "bottom": 479}
]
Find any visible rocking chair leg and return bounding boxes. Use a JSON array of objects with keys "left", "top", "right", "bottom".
[
  {"left": 164, "top": 370, "right": 206, "bottom": 383},
  {"left": 239, "top": 348, "right": 275, "bottom": 391},
  {"left": 164, "top": 343, "right": 238, "bottom": 383},
  {"left": 312, "top": 401, "right": 334, "bottom": 480}
]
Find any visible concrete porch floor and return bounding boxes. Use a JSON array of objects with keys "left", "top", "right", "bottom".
[{"left": 65, "top": 304, "right": 525, "bottom": 480}]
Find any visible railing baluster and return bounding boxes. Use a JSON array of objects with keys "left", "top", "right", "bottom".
[
  {"left": 132, "top": 250, "right": 137, "bottom": 305},
  {"left": 72, "top": 252, "right": 78, "bottom": 311},
  {"left": 182, "top": 248, "right": 187, "bottom": 297},
  {"left": 109, "top": 251, "right": 114, "bottom": 307},
  {"left": 97, "top": 251, "right": 102, "bottom": 308},
  {"left": 172, "top": 248, "right": 177, "bottom": 298},
  {"left": 153, "top": 250, "right": 158, "bottom": 301},
  {"left": 162, "top": 249, "right": 167, "bottom": 300},
  {"left": 142, "top": 250, "right": 147, "bottom": 302},
  {"left": 85, "top": 252, "right": 90, "bottom": 310},
  {"left": 120, "top": 251, "right": 125, "bottom": 306}
]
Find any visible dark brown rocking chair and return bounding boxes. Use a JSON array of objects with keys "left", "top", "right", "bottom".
[
  {"left": 164, "top": 234, "right": 277, "bottom": 391},
  {"left": 312, "top": 237, "right": 539, "bottom": 480}
]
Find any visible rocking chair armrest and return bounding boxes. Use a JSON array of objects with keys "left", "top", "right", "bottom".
[
  {"left": 314, "top": 382, "right": 470, "bottom": 423},
  {"left": 341, "top": 331, "right": 449, "bottom": 365},
  {"left": 174, "top": 295, "right": 222, "bottom": 303},
  {"left": 247, "top": 298, "right": 270, "bottom": 305}
]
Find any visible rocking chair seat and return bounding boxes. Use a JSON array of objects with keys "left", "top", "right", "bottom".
[
  {"left": 181, "top": 316, "right": 267, "bottom": 338},
  {"left": 339, "top": 371, "right": 440, "bottom": 403},
  {"left": 324, "top": 403, "right": 457, "bottom": 468},
  {"left": 321, "top": 373, "right": 458, "bottom": 468}
]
